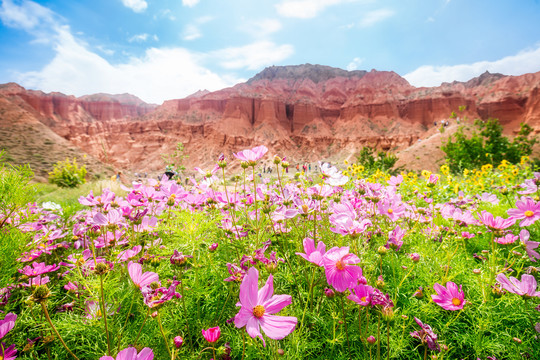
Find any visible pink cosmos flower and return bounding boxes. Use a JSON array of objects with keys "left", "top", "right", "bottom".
[
  {"left": 428, "top": 174, "right": 439, "bottom": 185},
  {"left": 410, "top": 318, "right": 440, "bottom": 352},
  {"left": 507, "top": 198, "right": 540, "bottom": 227},
  {"left": 378, "top": 199, "right": 406, "bottom": 222},
  {"left": 322, "top": 247, "right": 363, "bottom": 292},
  {"left": 478, "top": 211, "right": 515, "bottom": 230},
  {"left": 0, "top": 343, "right": 17, "bottom": 360},
  {"left": 19, "top": 262, "right": 59, "bottom": 277},
  {"left": 233, "top": 145, "right": 268, "bottom": 164},
  {"left": 347, "top": 284, "right": 374, "bottom": 307},
  {"left": 117, "top": 246, "right": 142, "bottom": 262},
  {"left": 387, "top": 174, "right": 403, "bottom": 186},
  {"left": 100, "top": 347, "right": 154, "bottom": 360},
  {"left": 142, "top": 282, "right": 181, "bottom": 308},
  {"left": 520, "top": 229, "right": 540, "bottom": 262},
  {"left": 296, "top": 237, "right": 326, "bottom": 266},
  {"left": 234, "top": 267, "right": 297, "bottom": 346},
  {"left": 202, "top": 326, "right": 221, "bottom": 343},
  {"left": 386, "top": 225, "right": 405, "bottom": 250},
  {"left": 495, "top": 234, "right": 518, "bottom": 245},
  {"left": 0, "top": 313, "right": 17, "bottom": 339},
  {"left": 128, "top": 262, "right": 159, "bottom": 289},
  {"left": 496, "top": 273, "right": 540, "bottom": 298},
  {"left": 431, "top": 282, "right": 465, "bottom": 311}
]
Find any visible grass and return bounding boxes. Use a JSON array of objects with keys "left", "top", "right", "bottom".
[{"left": 0, "top": 159, "right": 539, "bottom": 359}]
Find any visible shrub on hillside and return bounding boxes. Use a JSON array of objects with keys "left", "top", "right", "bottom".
[
  {"left": 0, "top": 149, "right": 35, "bottom": 229},
  {"left": 48, "top": 157, "right": 87, "bottom": 188},
  {"left": 442, "top": 118, "right": 536, "bottom": 173},
  {"left": 356, "top": 146, "right": 402, "bottom": 175}
]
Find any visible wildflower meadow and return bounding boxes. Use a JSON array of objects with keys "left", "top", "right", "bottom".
[{"left": 1, "top": 146, "right": 540, "bottom": 359}]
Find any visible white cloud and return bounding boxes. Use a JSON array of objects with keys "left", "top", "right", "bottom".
[
  {"left": 0, "top": 0, "right": 59, "bottom": 44},
  {"left": 182, "top": 25, "right": 202, "bottom": 41},
  {"left": 242, "top": 19, "right": 282, "bottom": 38},
  {"left": 6, "top": 0, "right": 292, "bottom": 104},
  {"left": 359, "top": 8, "right": 394, "bottom": 27},
  {"left": 128, "top": 33, "right": 148, "bottom": 42},
  {"left": 346, "top": 57, "right": 363, "bottom": 71},
  {"left": 276, "top": 0, "right": 357, "bottom": 19},
  {"left": 17, "top": 27, "right": 240, "bottom": 104},
  {"left": 404, "top": 45, "right": 540, "bottom": 87},
  {"left": 182, "top": 16, "right": 214, "bottom": 41},
  {"left": 182, "top": 0, "right": 200, "bottom": 7},
  {"left": 211, "top": 41, "right": 294, "bottom": 70},
  {"left": 120, "top": 0, "right": 147, "bottom": 13}
]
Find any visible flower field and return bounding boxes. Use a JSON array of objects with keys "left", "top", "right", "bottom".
[{"left": 1, "top": 146, "right": 540, "bottom": 359}]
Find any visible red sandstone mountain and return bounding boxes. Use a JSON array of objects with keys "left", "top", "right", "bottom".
[{"left": 1, "top": 64, "right": 539, "bottom": 178}]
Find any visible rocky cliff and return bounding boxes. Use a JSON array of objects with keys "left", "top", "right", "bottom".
[{"left": 1, "top": 65, "right": 539, "bottom": 176}]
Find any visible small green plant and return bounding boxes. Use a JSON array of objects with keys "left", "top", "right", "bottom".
[
  {"left": 48, "top": 157, "right": 87, "bottom": 188},
  {"left": 162, "top": 142, "right": 188, "bottom": 175},
  {"left": 356, "top": 146, "right": 402, "bottom": 175}
]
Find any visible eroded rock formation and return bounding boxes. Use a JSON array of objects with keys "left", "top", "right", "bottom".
[{"left": 1, "top": 64, "right": 539, "bottom": 174}]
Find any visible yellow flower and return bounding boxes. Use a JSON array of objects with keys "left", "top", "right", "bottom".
[
  {"left": 521, "top": 156, "right": 530, "bottom": 165},
  {"left": 344, "top": 159, "right": 349, "bottom": 165},
  {"left": 421, "top": 170, "right": 431, "bottom": 179},
  {"left": 453, "top": 183, "right": 460, "bottom": 194},
  {"left": 440, "top": 165, "right": 450, "bottom": 175}
]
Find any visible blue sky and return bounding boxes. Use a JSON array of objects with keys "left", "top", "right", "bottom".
[{"left": 1, "top": 0, "right": 540, "bottom": 104}]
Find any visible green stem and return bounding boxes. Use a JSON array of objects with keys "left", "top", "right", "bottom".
[
  {"left": 377, "top": 312, "right": 381, "bottom": 360},
  {"left": 398, "top": 263, "right": 416, "bottom": 288},
  {"left": 158, "top": 311, "right": 172, "bottom": 358},
  {"left": 41, "top": 302, "right": 80, "bottom": 360},
  {"left": 99, "top": 274, "right": 112, "bottom": 355},
  {"left": 339, "top": 295, "right": 351, "bottom": 359},
  {"left": 386, "top": 320, "right": 390, "bottom": 360},
  {"left": 134, "top": 308, "right": 150, "bottom": 346},
  {"left": 242, "top": 331, "right": 246, "bottom": 360},
  {"left": 179, "top": 270, "right": 193, "bottom": 350}
]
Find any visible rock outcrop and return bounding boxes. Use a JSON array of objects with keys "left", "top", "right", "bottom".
[{"left": 1, "top": 64, "right": 540, "bottom": 175}]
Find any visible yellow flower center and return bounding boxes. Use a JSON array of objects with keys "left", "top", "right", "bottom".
[
  {"left": 387, "top": 208, "right": 393, "bottom": 214},
  {"left": 525, "top": 210, "right": 534, "bottom": 217},
  {"left": 361, "top": 296, "right": 367, "bottom": 302},
  {"left": 302, "top": 204, "right": 309, "bottom": 213},
  {"left": 451, "top": 298, "right": 462, "bottom": 306},
  {"left": 336, "top": 260, "right": 345, "bottom": 270},
  {"left": 253, "top": 305, "right": 266, "bottom": 318}
]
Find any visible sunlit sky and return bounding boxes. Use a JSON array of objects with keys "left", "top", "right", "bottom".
[{"left": 1, "top": 0, "right": 540, "bottom": 104}]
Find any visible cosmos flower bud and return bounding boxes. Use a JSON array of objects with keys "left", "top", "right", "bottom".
[
  {"left": 167, "top": 194, "right": 176, "bottom": 206},
  {"left": 208, "top": 243, "right": 219, "bottom": 252},
  {"left": 409, "top": 253, "right": 420, "bottom": 262},
  {"left": 472, "top": 269, "right": 482, "bottom": 275},
  {"left": 32, "top": 285, "right": 51, "bottom": 303},
  {"left": 413, "top": 287, "right": 424, "bottom": 299},
  {"left": 277, "top": 349, "right": 285, "bottom": 356},
  {"left": 366, "top": 335, "right": 376, "bottom": 345},
  {"left": 381, "top": 306, "right": 394, "bottom": 322},
  {"left": 174, "top": 336, "right": 184, "bottom": 348},
  {"left": 376, "top": 275, "right": 385, "bottom": 289},
  {"left": 378, "top": 246, "right": 387, "bottom": 256},
  {"left": 241, "top": 161, "right": 249, "bottom": 169},
  {"left": 94, "top": 262, "right": 109, "bottom": 275},
  {"left": 324, "top": 288, "right": 335, "bottom": 298},
  {"left": 151, "top": 311, "right": 158, "bottom": 318},
  {"left": 513, "top": 337, "right": 522, "bottom": 344},
  {"left": 273, "top": 156, "right": 282, "bottom": 165},
  {"left": 282, "top": 161, "right": 290, "bottom": 168}
]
